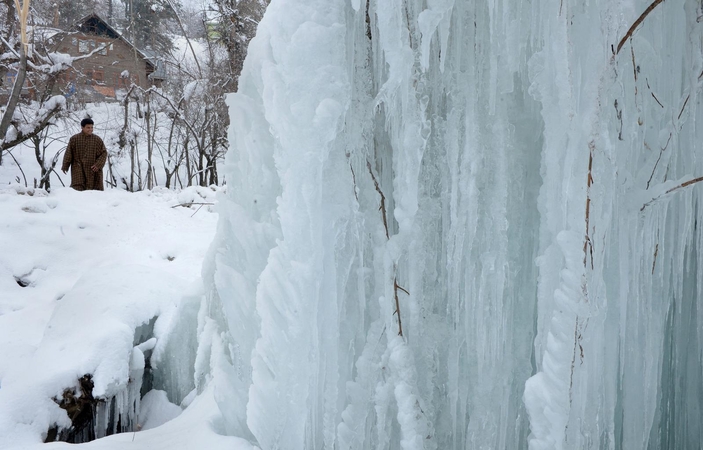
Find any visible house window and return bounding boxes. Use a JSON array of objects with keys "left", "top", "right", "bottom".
[
  {"left": 78, "top": 40, "right": 89, "bottom": 53},
  {"left": 98, "top": 44, "right": 108, "bottom": 56},
  {"left": 71, "top": 37, "right": 77, "bottom": 46}
]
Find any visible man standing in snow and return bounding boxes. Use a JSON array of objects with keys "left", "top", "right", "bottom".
[{"left": 61, "top": 118, "right": 107, "bottom": 191}]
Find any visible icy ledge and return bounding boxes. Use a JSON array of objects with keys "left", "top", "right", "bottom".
[{"left": 0, "top": 265, "right": 182, "bottom": 446}]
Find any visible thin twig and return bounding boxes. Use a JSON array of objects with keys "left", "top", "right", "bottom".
[
  {"left": 646, "top": 78, "right": 665, "bottom": 108},
  {"left": 393, "top": 277, "right": 407, "bottom": 337},
  {"left": 631, "top": 45, "right": 638, "bottom": 94},
  {"left": 171, "top": 202, "right": 214, "bottom": 208},
  {"left": 641, "top": 175, "right": 703, "bottom": 211},
  {"left": 5, "top": 149, "right": 27, "bottom": 187},
  {"left": 191, "top": 204, "right": 205, "bottom": 217},
  {"left": 678, "top": 94, "right": 690, "bottom": 121},
  {"left": 366, "top": 158, "right": 406, "bottom": 336},
  {"left": 616, "top": 0, "right": 666, "bottom": 54},
  {"left": 583, "top": 142, "right": 595, "bottom": 271},
  {"left": 646, "top": 133, "right": 671, "bottom": 189},
  {"left": 349, "top": 161, "right": 358, "bottom": 201},
  {"left": 651, "top": 92, "right": 664, "bottom": 108},
  {"left": 51, "top": 168, "right": 65, "bottom": 187},
  {"left": 569, "top": 317, "right": 580, "bottom": 409},
  {"left": 366, "top": 159, "right": 389, "bottom": 239}
]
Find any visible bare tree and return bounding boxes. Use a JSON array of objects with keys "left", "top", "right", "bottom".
[
  {"left": 31, "top": 126, "right": 63, "bottom": 190},
  {"left": 209, "top": 0, "right": 268, "bottom": 92},
  {"left": 0, "top": 0, "right": 31, "bottom": 165}
]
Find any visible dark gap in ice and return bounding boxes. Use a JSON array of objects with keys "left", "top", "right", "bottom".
[
  {"left": 46, "top": 375, "right": 97, "bottom": 443},
  {"left": 14, "top": 277, "right": 29, "bottom": 287},
  {"left": 133, "top": 317, "right": 157, "bottom": 346},
  {"left": 44, "top": 316, "right": 160, "bottom": 444}
]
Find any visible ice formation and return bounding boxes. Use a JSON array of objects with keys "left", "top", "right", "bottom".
[{"left": 203, "top": 0, "right": 703, "bottom": 449}]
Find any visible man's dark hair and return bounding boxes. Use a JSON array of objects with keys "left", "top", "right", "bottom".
[{"left": 81, "top": 118, "right": 94, "bottom": 128}]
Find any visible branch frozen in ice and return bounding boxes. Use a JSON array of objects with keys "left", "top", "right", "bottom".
[
  {"left": 646, "top": 133, "right": 671, "bottom": 190},
  {"left": 616, "top": 0, "right": 665, "bottom": 54},
  {"left": 647, "top": 78, "right": 664, "bottom": 108},
  {"left": 583, "top": 142, "right": 595, "bottom": 271},
  {"left": 366, "top": 159, "right": 389, "bottom": 240},
  {"left": 641, "top": 176, "right": 703, "bottom": 211},
  {"left": 366, "top": 158, "right": 408, "bottom": 337}
]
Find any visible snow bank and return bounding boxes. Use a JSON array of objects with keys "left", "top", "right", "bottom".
[{"left": 0, "top": 186, "right": 218, "bottom": 448}]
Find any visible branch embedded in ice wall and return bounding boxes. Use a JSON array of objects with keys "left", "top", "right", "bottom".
[
  {"left": 366, "top": 159, "right": 389, "bottom": 240},
  {"left": 647, "top": 79, "right": 665, "bottom": 109},
  {"left": 645, "top": 90, "right": 695, "bottom": 189},
  {"left": 348, "top": 159, "right": 359, "bottom": 201},
  {"left": 641, "top": 175, "right": 703, "bottom": 211},
  {"left": 614, "top": 99, "right": 624, "bottom": 141},
  {"left": 616, "top": 0, "right": 666, "bottom": 54},
  {"left": 646, "top": 133, "right": 672, "bottom": 190},
  {"left": 366, "top": 159, "right": 409, "bottom": 337},
  {"left": 584, "top": 141, "right": 595, "bottom": 273},
  {"left": 568, "top": 318, "right": 586, "bottom": 408}
]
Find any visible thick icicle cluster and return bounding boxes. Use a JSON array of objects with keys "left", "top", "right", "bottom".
[{"left": 202, "top": 0, "right": 703, "bottom": 448}]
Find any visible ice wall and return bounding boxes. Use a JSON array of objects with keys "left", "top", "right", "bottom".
[{"left": 203, "top": 0, "right": 703, "bottom": 448}]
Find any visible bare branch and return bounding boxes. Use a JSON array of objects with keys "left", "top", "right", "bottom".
[
  {"left": 171, "top": 202, "right": 214, "bottom": 208},
  {"left": 1, "top": 99, "right": 63, "bottom": 151},
  {"left": 616, "top": 0, "right": 665, "bottom": 54},
  {"left": 393, "top": 277, "right": 406, "bottom": 337},
  {"left": 162, "top": 0, "right": 202, "bottom": 78},
  {"left": 583, "top": 141, "right": 595, "bottom": 271},
  {"left": 366, "top": 159, "right": 389, "bottom": 239},
  {"left": 646, "top": 133, "right": 671, "bottom": 190},
  {"left": 4, "top": 148, "right": 27, "bottom": 186},
  {"left": 641, "top": 176, "right": 703, "bottom": 211}
]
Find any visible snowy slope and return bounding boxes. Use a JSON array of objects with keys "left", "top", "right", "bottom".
[{"left": 0, "top": 185, "right": 244, "bottom": 449}]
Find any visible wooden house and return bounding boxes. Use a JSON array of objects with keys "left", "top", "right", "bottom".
[{"left": 48, "top": 14, "right": 164, "bottom": 101}]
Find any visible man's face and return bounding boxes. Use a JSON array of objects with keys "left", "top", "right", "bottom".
[{"left": 82, "top": 124, "right": 94, "bottom": 135}]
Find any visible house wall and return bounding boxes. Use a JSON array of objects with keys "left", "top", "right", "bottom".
[{"left": 53, "top": 32, "right": 156, "bottom": 100}]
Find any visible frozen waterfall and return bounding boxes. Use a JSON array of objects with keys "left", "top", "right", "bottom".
[{"left": 201, "top": 0, "right": 703, "bottom": 448}]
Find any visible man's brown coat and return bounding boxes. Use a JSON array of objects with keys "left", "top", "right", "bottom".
[{"left": 62, "top": 132, "right": 108, "bottom": 191}]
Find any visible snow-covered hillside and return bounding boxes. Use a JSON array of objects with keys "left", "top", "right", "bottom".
[{"left": 0, "top": 185, "right": 244, "bottom": 449}]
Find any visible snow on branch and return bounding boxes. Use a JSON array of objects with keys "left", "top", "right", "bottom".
[
  {"left": 1, "top": 96, "right": 65, "bottom": 151},
  {"left": 0, "top": 36, "right": 20, "bottom": 59}
]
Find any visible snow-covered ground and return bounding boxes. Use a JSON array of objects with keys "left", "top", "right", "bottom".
[{"left": 0, "top": 184, "right": 250, "bottom": 449}]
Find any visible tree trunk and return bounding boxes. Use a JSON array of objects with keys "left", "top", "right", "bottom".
[
  {"left": 145, "top": 95, "right": 154, "bottom": 190},
  {"left": 0, "top": 6, "right": 28, "bottom": 166}
]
